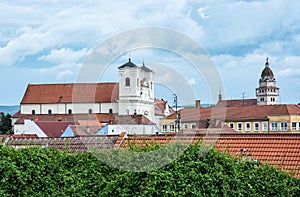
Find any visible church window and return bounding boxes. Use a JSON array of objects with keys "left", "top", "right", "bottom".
[
  {"left": 68, "top": 109, "right": 72, "bottom": 114},
  {"left": 32, "top": 110, "right": 35, "bottom": 115},
  {"left": 125, "top": 77, "right": 130, "bottom": 86},
  {"left": 88, "top": 109, "right": 93, "bottom": 114},
  {"left": 48, "top": 109, "right": 52, "bottom": 115},
  {"left": 109, "top": 108, "right": 113, "bottom": 114},
  {"left": 229, "top": 122, "right": 234, "bottom": 129}
]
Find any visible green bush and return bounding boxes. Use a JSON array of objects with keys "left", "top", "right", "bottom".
[{"left": 0, "top": 143, "right": 299, "bottom": 196}]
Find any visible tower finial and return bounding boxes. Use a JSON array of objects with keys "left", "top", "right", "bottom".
[
  {"left": 142, "top": 59, "right": 145, "bottom": 66},
  {"left": 129, "top": 54, "right": 131, "bottom": 62},
  {"left": 265, "top": 57, "right": 269, "bottom": 67}
]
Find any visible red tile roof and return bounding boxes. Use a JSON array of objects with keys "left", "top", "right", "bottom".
[
  {"left": 12, "top": 110, "right": 20, "bottom": 118},
  {"left": 69, "top": 125, "right": 101, "bottom": 136},
  {"left": 166, "top": 104, "right": 300, "bottom": 122},
  {"left": 216, "top": 99, "right": 257, "bottom": 107},
  {"left": 21, "top": 83, "right": 119, "bottom": 104},
  {"left": 14, "top": 114, "right": 113, "bottom": 124},
  {"left": 35, "top": 121, "right": 74, "bottom": 137},
  {"left": 11, "top": 134, "right": 38, "bottom": 138},
  {"left": 154, "top": 99, "right": 174, "bottom": 116},
  {"left": 120, "top": 133, "right": 300, "bottom": 176},
  {"left": 215, "top": 134, "right": 300, "bottom": 176},
  {"left": 6, "top": 135, "right": 120, "bottom": 152}
]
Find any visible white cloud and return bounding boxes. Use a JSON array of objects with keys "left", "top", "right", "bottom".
[
  {"left": 197, "top": 6, "right": 209, "bottom": 19},
  {"left": 39, "top": 48, "right": 89, "bottom": 63},
  {"left": 187, "top": 78, "right": 196, "bottom": 86},
  {"left": 1, "top": 0, "right": 300, "bottom": 104}
]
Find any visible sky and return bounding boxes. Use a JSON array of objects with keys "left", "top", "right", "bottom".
[{"left": 1, "top": 0, "right": 300, "bottom": 105}]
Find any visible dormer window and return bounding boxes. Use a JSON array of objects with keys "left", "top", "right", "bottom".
[{"left": 125, "top": 77, "right": 130, "bottom": 86}]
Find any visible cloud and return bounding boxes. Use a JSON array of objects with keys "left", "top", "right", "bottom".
[
  {"left": 39, "top": 48, "right": 89, "bottom": 63},
  {"left": 187, "top": 78, "right": 196, "bottom": 86}
]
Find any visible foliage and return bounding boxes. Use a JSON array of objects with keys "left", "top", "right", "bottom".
[
  {"left": 0, "top": 114, "right": 12, "bottom": 134},
  {"left": 0, "top": 143, "right": 299, "bottom": 196}
]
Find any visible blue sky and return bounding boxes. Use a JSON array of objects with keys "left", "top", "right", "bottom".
[{"left": 1, "top": 0, "right": 300, "bottom": 105}]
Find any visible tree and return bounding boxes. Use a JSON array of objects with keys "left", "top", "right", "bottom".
[{"left": 0, "top": 113, "right": 12, "bottom": 134}]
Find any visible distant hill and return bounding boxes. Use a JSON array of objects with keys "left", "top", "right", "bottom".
[{"left": 0, "top": 105, "right": 20, "bottom": 115}]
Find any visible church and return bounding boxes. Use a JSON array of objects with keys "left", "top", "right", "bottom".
[{"left": 12, "top": 58, "right": 171, "bottom": 135}]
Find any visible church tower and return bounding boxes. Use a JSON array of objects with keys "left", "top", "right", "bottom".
[
  {"left": 118, "top": 58, "right": 154, "bottom": 121},
  {"left": 256, "top": 58, "right": 279, "bottom": 105}
]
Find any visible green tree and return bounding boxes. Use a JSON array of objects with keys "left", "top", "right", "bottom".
[{"left": 0, "top": 114, "right": 12, "bottom": 134}]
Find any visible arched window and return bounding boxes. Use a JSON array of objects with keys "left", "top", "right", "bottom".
[
  {"left": 48, "top": 109, "right": 52, "bottom": 115},
  {"left": 109, "top": 108, "right": 113, "bottom": 114},
  {"left": 88, "top": 109, "right": 93, "bottom": 114},
  {"left": 68, "top": 109, "right": 72, "bottom": 114},
  {"left": 32, "top": 110, "right": 35, "bottom": 115},
  {"left": 125, "top": 77, "right": 130, "bottom": 86}
]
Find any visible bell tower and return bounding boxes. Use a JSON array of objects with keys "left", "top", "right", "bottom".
[
  {"left": 118, "top": 58, "right": 155, "bottom": 121},
  {"left": 256, "top": 58, "right": 279, "bottom": 105}
]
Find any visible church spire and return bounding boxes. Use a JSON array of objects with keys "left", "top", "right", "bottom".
[{"left": 218, "top": 88, "right": 222, "bottom": 101}]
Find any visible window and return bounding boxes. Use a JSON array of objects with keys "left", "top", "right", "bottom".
[
  {"left": 109, "top": 108, "right": 113, "bottom": 114},
  {"left": 191, "top": 123, "right": 196, "bottom": 129},
  {"left": 162, "top": 125, "right": 167, "bottom": 132},
  {"left": 237, "top": 122, "right": 242, "bottom": 131},
  {"left": 229, "top": 122, "right": 234, "bottom": 129},
  {"left": 32, "top": 110, "right": 35, "bottom": 115},
  {"left": 245, "top": 122, "right": 251, "bottom": 132},
  {"left": 254, "top": 122, "right": 259, "bottom": 131},
  {"left": 48, "top": 109, "right": 52, "bottom": 115},
  {"left": 262, "top": 122, "right": 268, "bottom": 132},
  {"left": 88, "top": 109, "right": 92, "bottom": 114},
  {"left": 169, "top": 125, "right": 175, "bottom": 132},
  {"left": 292, "top": 122, "right": 297, "bottom": 130},
  {"left": 271, "top": 122, "right": 278, "bottom": 131},
  {"left": 280, "top": 122, "right": 287, "bottom": 131},
  {"left": 184, "top": 124, "right": 188, "bottom": 129},
  {"left": 125, "top": 77, "right": 130, "bottom": 86},
  {"left": 137, "top": 78, "right": 139, "bottom": 87},
  {"left": 68, "top": 109, "right": 72, "bottom": 114}
]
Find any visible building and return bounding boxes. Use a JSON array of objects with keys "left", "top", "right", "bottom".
[
  {"left": 13, "top": 59, "right": 172, "bottom": 135},
  {"left": 256, "top": 58, "right": 280, "bottom": 105},
  {"left": 160, "top": 58, "right": 300, "bottom": 133},
  {"left": 217, "top": 58, "right": 280, "bottom": 107}
]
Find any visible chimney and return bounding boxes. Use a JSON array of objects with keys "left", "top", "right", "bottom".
[{"left": 195, "top": 100, "right": 201, "bottom": 108}]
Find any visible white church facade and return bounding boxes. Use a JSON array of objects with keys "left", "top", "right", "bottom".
[{"left": 13, "top": 58, "right": 170, "bottom": 134}]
